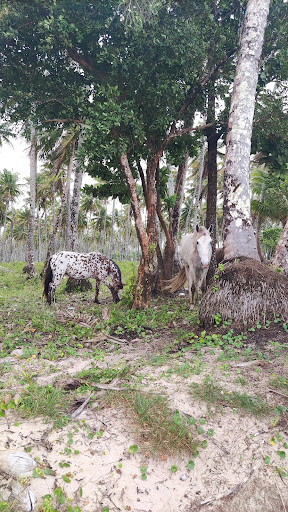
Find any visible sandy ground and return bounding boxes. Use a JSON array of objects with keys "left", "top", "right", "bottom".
[{"left": 1, "top": 338, "right": 288, "bottom": 512}]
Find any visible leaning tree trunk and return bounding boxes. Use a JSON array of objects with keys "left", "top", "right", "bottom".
[
  {"left": 24, "top": 123, "right": 37, "bottom": 277},
  {"left": 223, "top": 0, "right": 270, "bottom": 260},
  {"left": 120, "top": 152, "right": 155, "bottom": 309},
  {"left": 270, "top": 217, "right": 288, "bottom": 274}
]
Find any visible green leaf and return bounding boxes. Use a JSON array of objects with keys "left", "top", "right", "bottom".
[
  {"left": 62, "top": 474, "right": 71, "bottom": 483},
  {"left": 207, "top": 429, "right": 214, "bottom": 437},
  {"left": 187, "top": 460, "right": 195, "bottom": 470},
  {"left": 264, "top": 455, "right": 270, "bottom": 464},
  {"left": 277, "top": 450, "right": 286, "bottom": 460},
  {"left": 170, "top": 465, "right": 178, "bottom": 473},
  {"left": 129, "top": 445, "right": 138, "bottom": 454}
]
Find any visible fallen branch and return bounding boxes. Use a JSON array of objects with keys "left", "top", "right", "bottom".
[
  {"left": 273, "top": 473, "right": 287, "bottom": 512},
  {"left": 104, "top": 333, "right": 127, "bottom": 344},
  {"left": 192, "top": 468, "right": 255, "bottom": 509},
  {"left": 93, "top": 383, "right": 166, "bottom": 396},
  {"left": 268, "top": 388, "right": 288, "bottom": 399},
  {"left": 70, "top": 394, "right": 93, "bottom": 419}
]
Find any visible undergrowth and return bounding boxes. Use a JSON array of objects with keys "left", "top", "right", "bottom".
[{"left": 103, "top": 390, "right": 199, "bottom": 455}]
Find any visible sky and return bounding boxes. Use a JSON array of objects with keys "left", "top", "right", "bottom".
[
  {"left": 0, "top": 137, "right": 31, "bottom": 206},
  {"left": 0, "top": 137, "right": 96, "bottom": 208}
]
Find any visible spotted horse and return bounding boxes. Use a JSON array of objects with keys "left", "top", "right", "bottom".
[{"left": 43, "top": 251, "right": 124, "bottom": 305}]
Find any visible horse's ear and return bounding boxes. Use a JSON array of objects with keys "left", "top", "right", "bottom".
[
  {"left": 208, "top": 224, "right": 213, "bottom": 233},
  {"left": 196, "top": 224, "right": 199, "bottom": 232}
]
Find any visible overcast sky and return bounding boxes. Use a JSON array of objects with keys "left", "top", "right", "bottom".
[{"left": 0, "top": 137, "right": 97, "bottom": 208}]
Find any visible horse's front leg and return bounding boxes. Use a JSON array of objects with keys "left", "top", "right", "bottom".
[
  {"left": 109, "top": 285, "right": 120, "bottom": 303},
  {"left": 94, "top": 279, "right": 100, "bottom": 304},
  {"left": 185, "top": 266, "right": 194, "bottom": 305}
]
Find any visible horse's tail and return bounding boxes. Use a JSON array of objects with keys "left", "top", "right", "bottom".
[
  {"left": 164, "top": 267, "right": 186, "bottom": 293},
  {"left": 43, "top": 258, "right": 53, "bottom": 302}
]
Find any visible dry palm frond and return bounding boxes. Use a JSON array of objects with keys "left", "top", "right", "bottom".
[{"left": 200, "top": 258, "right": 288, "bottom": 328}]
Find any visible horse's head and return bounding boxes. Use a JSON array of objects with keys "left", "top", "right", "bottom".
[{"left": 196, "top": 225, "right": 212, "bottom": 268}]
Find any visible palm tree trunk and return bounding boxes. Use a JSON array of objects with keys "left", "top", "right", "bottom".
[
  {"left": 25, "top": 123, "right": 37, "bottom": 276},
  {"left": 270, "top": 218, "right": 288, "bottom": 273},
  {"left": 109, "top": 198, "right": 116, "bottom": 258},
  {"left": 223, "top": 0, "right": 270, "bottom": 260},
  {"left": 65, "top": 146, "right": 74, "bottom": 250},
  {"left": 43, "top": 157, "right": 74, "bottom": 274},
  {"left": 71, "top": 136, "right": 84, "bottom": 252}
]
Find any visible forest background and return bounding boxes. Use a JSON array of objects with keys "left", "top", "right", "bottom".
[{"left": 0, "top": 0, "right": 288, "bottom": 310}]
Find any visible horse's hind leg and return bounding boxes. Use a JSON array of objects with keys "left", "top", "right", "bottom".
[{"left": 94, "top": 279, "right": 100, "bottom": 304}]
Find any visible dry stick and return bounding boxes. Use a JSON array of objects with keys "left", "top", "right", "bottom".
[
  {"left": 273, "top": 474, "right": 287, "bottom": 512},
  {"left": 194, "top": 468, "right": 255, "bottom": 509},
  {"left": 104, "top": 333, "right": 126, "bottom": 344},
  {"left": 268, "top": 389, "right": 288, "bottom": 399},
  {"left": 70, "top": 394, "right": 93, "bottom": 419}
]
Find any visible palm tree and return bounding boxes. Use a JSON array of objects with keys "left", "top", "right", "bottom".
[
  {"left": 0, "top": 168, "right": 21, "bottom": 261},
  {"left": 251, "top": 165, "right": 288, "bottom": 261}
]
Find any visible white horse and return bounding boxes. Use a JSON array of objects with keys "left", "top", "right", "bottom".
[{"left": 165, "top": 225, "right": 212, "bottom": 304}]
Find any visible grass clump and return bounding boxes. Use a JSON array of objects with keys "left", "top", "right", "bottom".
[
  {"left": 269, "top": 375, "right": 288, "bottom": 393},
  {"left": 103, "top": 390, "right": 198, "bottom": 455},
  {"left": 77, "top": 365, "right": 131, "bottom": 384},
  {"left": 20, "top": 384, "right": 71, "bottom": 420},
  {"left": 191, "top": 375, "right": 271, "bottom": 416}
]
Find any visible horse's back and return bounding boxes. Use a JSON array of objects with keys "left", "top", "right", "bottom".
[
  {"left": 180, "top": 233, "right": 195, "bottom": 263},
  {"left": 51, "top": 251, "right": 111, "bottom": 279}
]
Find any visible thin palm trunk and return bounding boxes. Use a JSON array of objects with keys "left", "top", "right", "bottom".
[
  {"left": 25, "top": 123, "right": 37, "bottom": 276},
  {"left": 109, "top": 198, "right": 116, "bottom": 258},
  {"left": 43, "top": 158, "right": 74, "bottom": 274}
]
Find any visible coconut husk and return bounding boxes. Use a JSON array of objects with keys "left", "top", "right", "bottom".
[{"left": 200, "top": 257, "right": 288, "bottom": 328}]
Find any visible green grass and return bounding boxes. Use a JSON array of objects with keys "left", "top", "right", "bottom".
[
  {"left": 103, "top": 390, "right": 199, "bottom": 455},
  {"left": 191, "top": 375, "right": 271, "bottom": 416},
  {"left": 20, "top": 383, "right": 71, "bottom": 419}
]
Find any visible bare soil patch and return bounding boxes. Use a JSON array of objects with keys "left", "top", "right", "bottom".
[{"left": 1, "top": 321, "right": 288, "bottom": 512}]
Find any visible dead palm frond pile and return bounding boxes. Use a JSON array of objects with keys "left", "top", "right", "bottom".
[{"left": 200, "top": 258, "right": 288, "bottom": 328}]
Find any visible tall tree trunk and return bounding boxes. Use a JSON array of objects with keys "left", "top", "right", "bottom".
[
  {"left": 270, "top": 218, "right": 288, "bottom": 274},
  {"left": 162, "top": 153, "right": 188, "bottom": 282},
  {"left": 25, "top": 123, "right": 37, "bottom": 276},
  {"left": 193, "top": 137, "right": 206, "bottom": 228},
  {"left": 70, "top": 137, "right": 84, "bottom": 252},
  {"left": 65, "top": 146, "right": 74, "bottom": 251},
  {"left": 120, "top": 152, "right": 153, "bottom": 309},
  {"left": 109, "top": 198, "right": 116, "bottom": 258},
  {"left": 43, "top": 159, "right": 74, "bottom": 274},
  {"left": 100, "top": 200, "right": 107, "bottom": 252},
  {"left": 223, "top": 0, "right": 270, "bottom": 260},
  {"left": 125, "top": 204, "right": 131, "bottom": 259},
  {"left": 206, "top": 87, "right": 219, "bottom": 283},
  {"left": 0, "top": 202, "right": 8, "bottom": 261}
]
